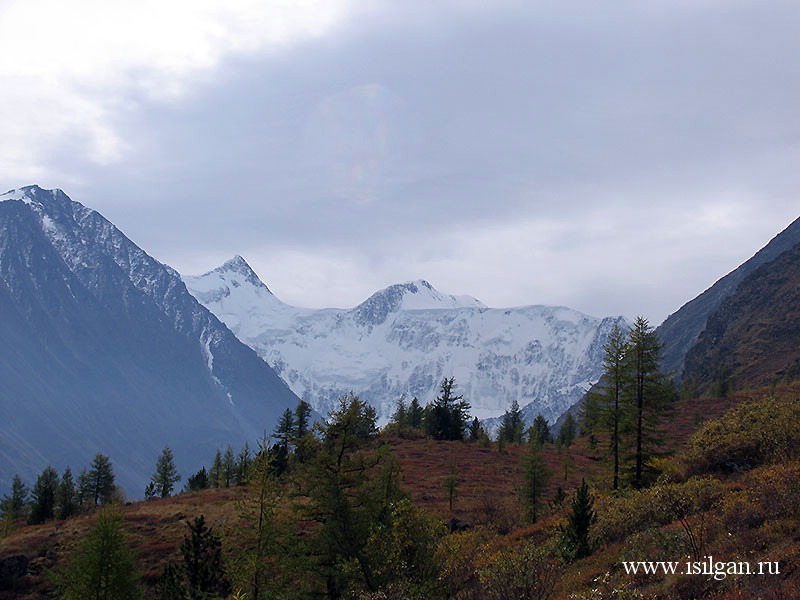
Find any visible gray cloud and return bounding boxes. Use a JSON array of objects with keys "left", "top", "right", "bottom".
[{"left": 4, "top": 1, "right": 800, "bottom": 323}]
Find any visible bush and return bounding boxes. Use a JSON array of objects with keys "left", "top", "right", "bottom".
[
  {"left": 595, "top": 477, "right": 725, "bottom": 548},
  {"left": 716, "top": 462, "right": 800, "bottom": 533},
  {"left": 435, "top": 528, "right": 494, "bottom": 598},
  {"left": 683, "top": 393, "right": 800, "bottom": 474},
  {"left": 478, "top": 538, "right": 560, "bottom": 600}
]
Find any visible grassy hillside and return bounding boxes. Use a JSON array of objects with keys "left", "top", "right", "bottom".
[{"left": 2, "top": 385, "right": 799, "bottom": 598}]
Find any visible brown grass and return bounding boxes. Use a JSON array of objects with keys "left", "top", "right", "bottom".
[{"left": 3, "top": 384, "right": 797, "bottom": 598}]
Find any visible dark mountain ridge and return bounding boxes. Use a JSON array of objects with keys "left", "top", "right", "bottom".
[
  {"left": 0, "top": 186, "right": 298, "bottom": 496},
  {"left": 683, "top": 239, "right": 800, "bottom": 392},
  {"left": 657, "top": 215, "right": 800, "bottom": 379}
]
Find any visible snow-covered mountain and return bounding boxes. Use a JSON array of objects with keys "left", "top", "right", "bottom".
[
  {"left": 0, "top": 186, "right": 298, "bottom": 495},
  {"left": 184, "top": 257, "right": 629, "bottom": 426}
]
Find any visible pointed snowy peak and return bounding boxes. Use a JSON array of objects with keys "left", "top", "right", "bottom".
[
  {"left": 399, "top": 279, "right": 486, "bottom": 310},
  {"left": 212, "top": 255, "right": 272, "bottom": 292},
  {"left": 2, "top": 185, "right": 67, "bottom": 207},
  {"left": 183, "top": 255, "right": 292, "bottom": 315},
  {"left": 353, "top": 279, "right": 485, "bottom": 325}
]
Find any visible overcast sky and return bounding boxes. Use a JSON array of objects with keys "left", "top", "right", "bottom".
[{"left": 2, "top": 1, "right": 798, "bottom": 324}]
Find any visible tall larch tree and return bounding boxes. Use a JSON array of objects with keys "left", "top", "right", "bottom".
[
  {"left": 627, "top": 316, "right": 671, "bottom": 489},
  {"left": 586, "top": 323, "right": 630, "bottom": 490}
]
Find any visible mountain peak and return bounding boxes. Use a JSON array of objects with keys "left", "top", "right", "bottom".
[
  {"left": 183, "top": 255, "right": 291, "bottom": 321},
  {"left": 209, "top": 255, "right": 271, "bottom": 292},
  {"left": 395, "top": 279, "right": 485, "bottom": 310},
  {"left": 1, "top": 185, "right": 62, "bottom": 204},
  {"left": 353, "top": 279, "right": 485, "bottom": 325}
]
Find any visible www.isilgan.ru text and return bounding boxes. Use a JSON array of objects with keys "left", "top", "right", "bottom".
[{"left": 622, "top": 556, "right": 780, "bottom": 581}]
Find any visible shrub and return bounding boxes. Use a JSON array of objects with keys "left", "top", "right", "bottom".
[
  {"left": 595, "top": 477, "right": 725, "bottom": 549},
  {"left": 683, "top": 393, "right": 800, "bottom": 475},
  {"left": 478, "top": 538, "right": 560, "bottom": 600}
]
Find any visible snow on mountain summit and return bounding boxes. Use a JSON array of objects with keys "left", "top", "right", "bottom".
[
  {"left": 185, "top": 257, "right": 629, "bottom": 426},
  {"left": 352, "top": 280, "right": 486, "bottom": 325},
  {"left": 1, "top": 184, "right": 54, "bottom": 203},
  {"left": 183, "top": 256, "right": 302, "bottom": 340}
]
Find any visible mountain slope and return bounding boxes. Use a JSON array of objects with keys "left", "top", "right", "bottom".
[
  {"left": 657, "top": 215, "right": 800, "bottom": 379},
  {"left": 184, "top": 258, "right": 629, "bottom": 425},
  {"left": 0, "top": 186, "right": 298, "bottom": 495},
  {"left": 682, "top": 240, "right": 800, "bottom": 392}
]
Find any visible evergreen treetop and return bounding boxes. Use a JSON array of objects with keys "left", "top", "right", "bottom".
[
  {"left": 149, "top": 446, "right": 181, "bottom": 498},
  {"left": 427, "top": 377, "right": 471, "bottom": 441}
]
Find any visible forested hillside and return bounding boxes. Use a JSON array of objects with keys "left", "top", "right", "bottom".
[{"left": 3, "top": 373, "right": 799, "bottom": 598}]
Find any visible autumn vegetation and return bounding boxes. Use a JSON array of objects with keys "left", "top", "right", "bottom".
[{"left": 2, "top": 321, "right": 800, "bottom": 598}]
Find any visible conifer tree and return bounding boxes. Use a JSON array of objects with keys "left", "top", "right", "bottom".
[
  {"left": 144, "top": 482, "right": 157, "bottom": 501},
  {"left": 295, "top": 400, "right": 312, "bottom": 437},
  {"left": 272, "top": 408, "right": 296, "bottom": 476},
  {"left": 236, "top": 442, "right": 252, "bottom": 486},
  {"left": 76, "top": 468, "right": 93, "bottom": 509},
  {"left": 186, "top": 467, "right": 211, "bottom": 492},
  {"left": 157, "top": 515, "right": 230, "bottom": 599},
  {"left": 210, "top": 449, "right": 224, "bottom": 488},
  {"left": 521, "top": 441, "right": 550, "bottom": 523},
  {"left": 88, "top": 453, "right": 116, "bottom": 506},
  {"left": 53, "top": 508, "right": 141, "bottom": 599},
  {"left": 28, "top": 466, "right": 59, "bottom": 525},
  {"left": 468, "top": 416, "right": 484, "bottom": 441},
  {"left": 408, "top": 397, "right": 424, "bottom": 430},
  {"left": 560, "top": 479, "right": 597, "bottom": 562},
  {"left": 563, "top": 447, "right": 577, "bottom": 482},
  {"left": 443, "top": 462, "right": 459, "bottom": 511},
  {"left": 428, "top": 377, "right": 471, "bottom": 441},
  {"left": 627, "top": 316, "right": 671, "bottom": 488},
  {"left": 1, "top": 475, "right": 29, "bottom": 534},
  {"left": 181, "top": 515, "right": 230, "bottom": 599},
  {"left": 558, "top": 413, "right": 577, "bottom": 448},
  {"left": 299, "top": 393, "right": 398, "bottom": 596},
  {"left": 587, "top": 323, "right": 630, "bottom": 490},
  {"left": 56, "top": 467, "right": 77, "bottom": 520},
  {"left": 530, "top": 414, "right": 551, "bottom": 445},
  {"left": 222, "top": 445, "right": 237, "bottom": 488},
  {"left": 231, "top": 436, "right": 282, "bottom": 598},
  {"left": 150, "top": 446, "right": 181, "bottom": 498},
  {"left": 499, "top": 399, "right": 524, "bottom": 443},
  {"left": 390, "top": 396, "right": 409, "bottom": 429}
]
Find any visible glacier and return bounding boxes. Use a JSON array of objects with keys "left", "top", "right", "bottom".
[{"left": 184, "top": 256, "right": 630, "bottom": 426}]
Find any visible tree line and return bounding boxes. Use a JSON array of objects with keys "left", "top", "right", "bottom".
[{"left": 2, "top": 453, "right": 117, "bottom": 531}]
